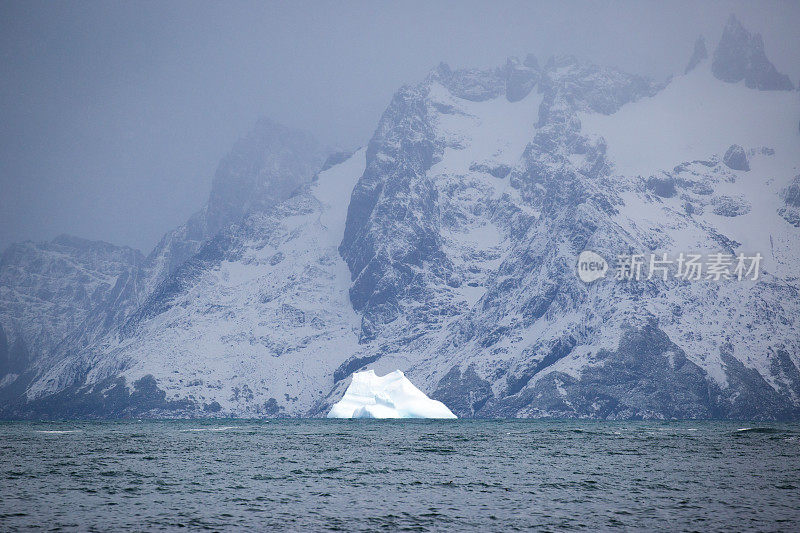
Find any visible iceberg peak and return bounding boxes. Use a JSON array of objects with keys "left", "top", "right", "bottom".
[{"left": 327, "top": 370, "right": 457, "bottom": 419}]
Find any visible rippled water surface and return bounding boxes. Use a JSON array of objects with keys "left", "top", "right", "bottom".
[{"left": 1, "top": 420, "right": 799, "bottom": 531}]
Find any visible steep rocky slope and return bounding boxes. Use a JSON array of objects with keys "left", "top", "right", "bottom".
[
  {"left": 0, "top": 236, "right": 145, "bottom": 384},
  {"left": 0, "top": 119, "right": 325, "bottom": 414}
]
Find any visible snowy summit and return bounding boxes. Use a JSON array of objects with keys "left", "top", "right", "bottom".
[{"left": 327, "top": 370, "right": 457, "bottom": 419}]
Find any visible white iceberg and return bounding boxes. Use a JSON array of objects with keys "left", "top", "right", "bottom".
[{"left": 327, "top": 370, "right": 457, "bottom": 419}]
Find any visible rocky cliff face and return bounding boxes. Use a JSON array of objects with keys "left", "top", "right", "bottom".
[
  {"left": 711, "top": 14, "right": 794, "bottom": 91},
  {"left": 0, "top": 236, "right": 145, "bottom": 385},
  {"left": 144, "top": 118, "right": 326, "bottom": 294},
  {"left": 684, "top": 37, "right": 708, "bottom": 75},
  {"left": 2, "top": 16, "right": 799, "bottom": 420},
  {"left": 332, "top": 36, "right": 799, "bottom": 420},
  {"left": 0, "top": 120, "right": 326, "bottom": 413}
]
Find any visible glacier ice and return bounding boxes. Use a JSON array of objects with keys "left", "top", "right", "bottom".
[{"left": 327, "top": 370, "right": 457, "bottom": 419}]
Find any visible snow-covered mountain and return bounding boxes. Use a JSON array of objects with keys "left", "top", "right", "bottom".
[
  {"left": 0, "top": 118, "right": 326, "bottom": 415},
  {"left": 1, "top": 15, "right": 798, "bottom": 419},
  {"left": 0, "top": 236, "right": 145, "bottom": 382}
]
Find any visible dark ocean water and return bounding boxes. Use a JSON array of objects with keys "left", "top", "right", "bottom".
[{"left": 1, "top": 420, "right": 799, "bottom": 531}]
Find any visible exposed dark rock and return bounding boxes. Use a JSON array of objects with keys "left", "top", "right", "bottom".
[
  {"left": 779, "top": 177, "right": 800, "bottom": 226},
  {"left": 489, "top": 321, "right": 722, "bottom": 419},
  {"left": 263, "top": 398, "right": 280, "bottom": 415},
  {"left": 469, "top": 163, "right": 512, "bottom": 179},
  {"left": 538, "top": 55, "right": 659, "bottom": 117},
  {"left": 504, "top": 335, "right": 577, "bottom": 398},
  {"left": 0, "top": 236, "right": 146, "bottom": 376},
  {"left": 719, "top": 350, "right": 799, "bottom": 420},
  {"left": 520, "top": 281, "right": 559, "bottom": 322},
  {"left": 712, "top": 195, "right": 751, "bottom": 217},
  {"left": 684, "top": 36, "right": 708, "bottom": 74},
  {"left": 711, "top": 14, "right": 794, "bottom": 90},
  {"left": 769, "top": 349, "right": 800, "bottom": 402},
  {"left": 333, "top": 353, "right": 382, "bottom": 383},
  {"left": 204, "top": 401, "right": 222, "bottom": 413},
  {"left": 723, "top": 144, "right": 750, "bottom": 171},
  {"left": 269, "top": 251, "right": 285, "bottom": 265},
  {"left": 503, "top": 57, "right": 540, "bottom": 103},
  {"left": 0, "top": 374, "right": 194, "bottom": 419},
  {"left": 432, "top": 365, "right": 493, "bottom": 417},
  {"left": 431, "top": 62, "right": 505, "bottom": 102},
  {"left": 646, "top": 176, "right": 677, "bottom": 198},
  {"left": 782, "top": 176, "right": 800, "bottom": 208},
  {"left": 320, "top": 150, "right": 354, "bottom": 173},
  {"left": 339, "top": 83, "right": 445, "bottom": 340},
  {"left": 778, "top": 207, "right": 800, "bottom": 227}
]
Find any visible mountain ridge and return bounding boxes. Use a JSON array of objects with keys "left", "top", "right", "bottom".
[{"left": 2, "top": 16, "right": 798, "bottom": 420}]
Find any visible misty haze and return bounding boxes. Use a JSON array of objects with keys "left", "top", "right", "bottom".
[{"left": 1, "top": 1, "right": 799, "bottom": 531}]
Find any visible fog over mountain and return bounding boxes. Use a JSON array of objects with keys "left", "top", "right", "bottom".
[
  {"left": 2, "top": 0, "right": 799, "bottom": 254},
  {"left": 1, "top": 1, "right": 799, "bottom": 420}
]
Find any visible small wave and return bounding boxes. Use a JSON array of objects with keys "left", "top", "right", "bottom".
[
  {"left": 182, "top": 426, "right": 238, "bottom": 432},
  {"left": 735, "top": 427, "right": 778, "bottom": 434},
  {"left": 34, "top": 430, "right": 81, "bottom": 434}
]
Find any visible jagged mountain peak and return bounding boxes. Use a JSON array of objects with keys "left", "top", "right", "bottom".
[
  {"left": 712, "top": 14, "right": 794, "bottom": 90},
  {"left": 684, "top": 36, "right": 708, "bottom": 74},
  {"left": 319, "top": 150, "right": 357, "bottom": 174},
  {"left": 427, "top": 55, "right": 541, "bottom": 104},
  {"left": 429, "top": 53, "right": 660, "bottom": 110},
  {"left": 427, "top": 62, "right": 507, "bottom": 102},
  {"left": 205, "top": 118, "right": 326, "bottom": 238},
  {"left": 142, "top": 118, "right": 327, "bottom": 291}
]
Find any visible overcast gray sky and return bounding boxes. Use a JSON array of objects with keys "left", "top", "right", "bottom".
[{"left": 1, "top": 0, "right": 798, "bottom": 254}]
